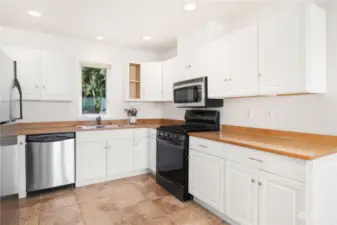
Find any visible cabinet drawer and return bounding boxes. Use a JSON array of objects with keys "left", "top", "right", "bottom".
[
  {"left": 134, "top": 128, "right": 149, "bottom": 138},
  {"left": 226, "top": 144, "right": 307, "bottom": 183},
  {"left": 77, "top": 129, "right": 133, "bottom": 141},
  {"left": 189, "top": 137, "right": 229, "bottom": 159}
]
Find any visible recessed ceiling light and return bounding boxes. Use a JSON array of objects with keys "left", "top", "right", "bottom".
[
  {"left": 142, "top": 36, "right": 152, "bottom": 41},
  {"left": 27, "top": 10, "right": 42, "bottom": 17},
  {"left": 183, "top": 3, "right": 197, "bottom": 12},
  {"left": 96, "top": 36, "right": 104, "bottom": 40}
]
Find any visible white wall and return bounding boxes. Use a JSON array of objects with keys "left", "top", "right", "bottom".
[
  {"left": 0, "top": 26, "right": 162, "bottom": 122},
  {"left": 159, "top": 48, "right": 177, "bottom": 61},
  {"left": 162, "top": 1, "right": 337, "bottom": 136}
]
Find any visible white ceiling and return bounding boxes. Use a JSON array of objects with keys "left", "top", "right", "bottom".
[{"left": 0, "top": 0, "right": 268, "bottom": 53}]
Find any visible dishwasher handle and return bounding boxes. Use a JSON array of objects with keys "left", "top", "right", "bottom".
[{"left": 26, "top": 132, "right": 75, "bottom": 143}]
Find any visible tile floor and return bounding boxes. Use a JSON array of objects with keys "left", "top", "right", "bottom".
[{"left": 18, "top": 174, "right": 229, "bottom": 225}]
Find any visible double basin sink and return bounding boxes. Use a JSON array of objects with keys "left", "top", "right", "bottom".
[{"left": 77, "top": 124, "right": 126, "bottom": 130}]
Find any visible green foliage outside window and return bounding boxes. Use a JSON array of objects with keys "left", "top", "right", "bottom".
[{"left": 82, "top": 66, "right": 107, "bottom": 114}]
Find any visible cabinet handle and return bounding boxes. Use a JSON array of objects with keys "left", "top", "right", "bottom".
[
  {"left": 248, "top": 157, "right": 263, "bottom": 163},
  {"left": 198, "top": 144, "right": 207, "bottom": 148}
]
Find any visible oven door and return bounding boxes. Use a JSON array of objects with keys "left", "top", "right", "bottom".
[{"left": 156, "top": 136, "right": 187, "bottom": 186}]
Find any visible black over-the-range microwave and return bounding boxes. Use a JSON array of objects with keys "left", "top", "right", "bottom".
[{"left": 173, "top": 77, "right": 223, "bottom": 108}]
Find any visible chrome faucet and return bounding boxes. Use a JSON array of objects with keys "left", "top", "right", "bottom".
[{"left": 96, "top": 116, "right": 102, "bottom": 126}]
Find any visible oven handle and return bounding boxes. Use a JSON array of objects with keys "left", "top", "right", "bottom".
[{"left": 156, "top": 137, "right": 185, "bottom": 150}]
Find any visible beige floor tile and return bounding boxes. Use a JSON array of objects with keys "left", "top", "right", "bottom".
[
  {"left": 39, "top": 205, "right": 84, "bottom": 225},
  {"left": 135, "top": 200, "right": 167, "bottom": 220},
  {"left": 16, "top": 174, "right": 228, "bottom": 225},
  {"left": 79, "top": 197, "right": 118, "bottom": 217},
  {"left": 75, "top": 182, "right": 113, "bottom": 203},
  {"left": 40, "top": 192, "right": 78, "bottom": 212},
  {"left": 109, "top": 183, "right": 145, "bottom": 208},
  {"left": 154, "top": 195, "right": 188, "bottom": 214}
]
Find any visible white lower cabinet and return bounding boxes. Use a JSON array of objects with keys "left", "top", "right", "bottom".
[
  {"left": 189, "top": 150, "right": 225, "bottom": 213},
  {"left": 189, "top": 137, "right": 310, "bottom": 225},
  {"left": 258, "top": 171, "right": 306, "bottom": 225},
  {"left": 76, "top": 128, "right": 152, "bottom": 187},
  {"left": 107, "top": 139, "right": 134, "bottom": 176},
  {"left": 148, "top": 131, "right": 157, "bottom": 173},
  {"left": 225, "top": 161, "right": 258, "bottom": 225},
  {"left": 77, "top": 140, "right": 107, "bottom": 181},
  {"left": 134, "top": 137, "right": 149, "bottom": 171}
]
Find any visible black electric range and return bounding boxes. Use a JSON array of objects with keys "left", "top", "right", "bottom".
[{"left": 156, "top": 110, "right": 220, "bottom": 201}]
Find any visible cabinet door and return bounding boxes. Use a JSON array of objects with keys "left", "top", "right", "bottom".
[
  {"left": 258, "top": 171, "right": 306, "bottom": 225},
  {"left": 228, "top": 24, "right": 258, "bottom": 97},
  {"left": 78, "top": 140, "right": 107, "bottom": 181},
  {"left": 148, "top": 136, "right": 156, "bottom": 173},
  {"left": 2, "top": 46, "right": 42, "bottom": 100},
  {"left": 134, "top": 138, "right": 149, "bottom": 171},
  {"left": 107, "top": 139, "right": 134, "bottom": 176},
  {"left": 141, "top": 62, "right": 163, "bottom": 101},
  {"left": 189, "top": 150, "right": 225, "bottom": 213},
  {"left": 259, "top": 11, "right": 300, "bottom": 94},
  {"left": 225, "top": 161, "right": 258, "bottom": 225},
  {"left": 162, "top": 57, "right": 177, "bottom": 101},
  {"left": 206, "top": 36, "right": 230, "bottom": 98},
  {"left": 42, "top": 52, "right": 73, "bottom": 101}
]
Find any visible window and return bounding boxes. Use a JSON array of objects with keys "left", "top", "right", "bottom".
[{"left": 81, "top": 65, "right": 107, "bottom": 115}]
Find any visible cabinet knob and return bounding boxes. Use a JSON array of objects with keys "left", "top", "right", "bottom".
[
  {"left": 229, "top": 78, "right": 232, "bottom": 82},
  {"left": 224, "top": 78, "right": 228, "bottom": 82},
  {"left": 258, "top": 182, "right": 262, "bottom": 186},
  {"left": 42, "top": 86, "right": 46, "bottom": 89},
  {"left": 251, "top": 179, "right": 256, "bottom": 183},
  {"left": 258, "top": 73, "right": 262, "bottom": 77},
  {"left": 35, "top": 85, "right": 39, "bottom": 88}
]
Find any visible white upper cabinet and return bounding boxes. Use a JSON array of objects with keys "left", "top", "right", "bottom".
[
  {"left": 258, "top": 3, "right": 326, "bottom": 95},
  {"left": 205, "top": 2, "right": 326, "bottom": 98},
  {"left": 228, "top": 24, "right": 258, "bottom": 97},
  {"left": 207, "top": 24, "right": 258, "bottom": 98},
  {"left": 2, "top": 46, "right": 74, "bottom": 101},
  {"left": 141, "top": 62, "right": 163, "bottom": 101},
  {"left": 207, "top": 35, "right": 230, "bottom": 98},
  {"left": 162, "top": 57, "right": 177, "bottom": 101},
  {"left": 2, "top": 46, "right": 42, "bottom": 100},
  {"left": 258, "top": 171, "right": 306, "bottom": 225},
  {"left": 42, "top": 52, "right": 73, "bottom": 101},
  {"left": 177, "top": 22, "right": 224, "bottom": 81}
]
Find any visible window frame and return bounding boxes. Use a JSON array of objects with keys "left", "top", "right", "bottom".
[{"left": 80, "top": 62, "right": 110, "bottom": 119}]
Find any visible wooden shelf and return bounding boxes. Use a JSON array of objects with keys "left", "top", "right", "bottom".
[{"left": 129, "top": 63, "right": 141, "bottom": 100}]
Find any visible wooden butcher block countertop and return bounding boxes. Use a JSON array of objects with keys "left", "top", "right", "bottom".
[
  {"left": 189, "top": 126, "right": 337, "bottom": 160},
  {"left": 1, "top": 119, "right": 183, "bottom": 136}
]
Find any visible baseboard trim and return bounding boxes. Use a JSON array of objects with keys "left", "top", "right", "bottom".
[
  {"left": 75, "top": 169, "right": 150, "bottom": 187},
  {"left": 193, "top": 197, "right": 239, "bottom": 225}
]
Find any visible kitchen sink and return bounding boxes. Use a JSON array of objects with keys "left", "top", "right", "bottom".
[{"left": 77, "top": 125, "right": 125, "bottom": 129}]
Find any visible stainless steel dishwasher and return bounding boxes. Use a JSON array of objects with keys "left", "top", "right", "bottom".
[{"left": 26, "top": 132, "right": 75, "bottom": 192}]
